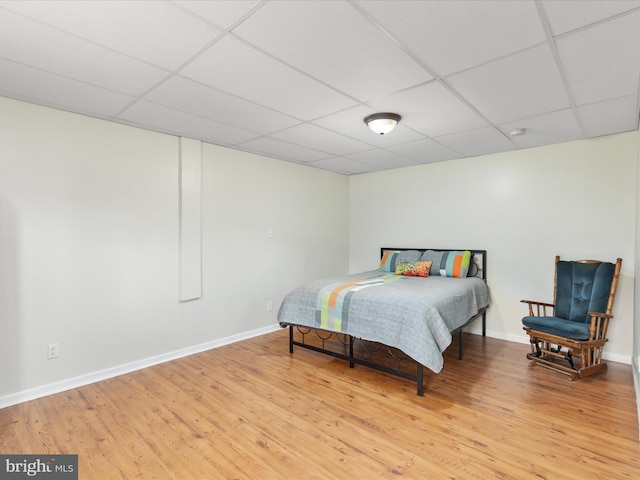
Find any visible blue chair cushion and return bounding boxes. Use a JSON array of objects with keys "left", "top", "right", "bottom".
[
  {"left": 522, "top": 316, "right": 591, "bottom": 340},
  {"left": 555, "top": 261, "right": 615, "bottom": 324}
]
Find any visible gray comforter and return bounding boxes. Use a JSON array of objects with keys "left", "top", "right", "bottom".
[{"left": 278, "top": 270, "right": 490, "bottom": 373}]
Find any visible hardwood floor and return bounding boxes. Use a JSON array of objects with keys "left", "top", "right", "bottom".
[{"left": 1, "top": 329, "right": 638, "bottom": 479}]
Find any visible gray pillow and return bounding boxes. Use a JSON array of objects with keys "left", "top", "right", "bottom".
[
  {"left": 419, "top": 250, "right": 444, "bottom": 276},
  {"left": 397, "top": 250, "right": 422, "bottom": 263}
]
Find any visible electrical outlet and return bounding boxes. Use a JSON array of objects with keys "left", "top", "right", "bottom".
[
  {"left": 48, "top": 343, "right": 59, "bottom": 359},
  {"left": 266, "top": 300, "right": 273, "bottom": 312}
]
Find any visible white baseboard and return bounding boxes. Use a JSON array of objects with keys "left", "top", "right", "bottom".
[
  {"left": 0, "top": 324, "right": 281, "bottom": 410},
  {"left": 465, "top": 327, "right": 632, "bottom": 365}
]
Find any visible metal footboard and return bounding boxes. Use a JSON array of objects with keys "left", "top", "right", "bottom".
[{"left": 288, "top": 308, "right": 486, "bottom": 396}]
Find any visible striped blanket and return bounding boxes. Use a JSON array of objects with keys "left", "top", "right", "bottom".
[{"left": 316, "top": 273, "right": 403, "bottom": 332}]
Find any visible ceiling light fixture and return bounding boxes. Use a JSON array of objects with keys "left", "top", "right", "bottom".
[
  {"left": 364, "top": 112, "right": 401, "bottom": 135},
  {"left": 509, "top": 128, "right": 526, "bottom": 137}
]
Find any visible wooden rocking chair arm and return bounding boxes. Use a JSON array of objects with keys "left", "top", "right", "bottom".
[
  {"left": 521, "top": 299, "right": 555, "bottom": 317},
  {"left": 587, "top": 311, "right": 613, "bottom": 341},
  {"left": 521, "top": 300, "right": 555, "bottom": 308}
]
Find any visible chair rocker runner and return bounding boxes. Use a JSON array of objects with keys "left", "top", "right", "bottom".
[{"left": 521, "top": 256, "right": 622, "bottom": 380}]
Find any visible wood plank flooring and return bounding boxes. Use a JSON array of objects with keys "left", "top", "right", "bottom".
[{"left": 1, "top": 329, "right": 638, "bottom": 479}]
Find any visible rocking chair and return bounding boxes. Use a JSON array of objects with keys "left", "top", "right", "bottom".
[{"left": 521, "top": 256, "right": 622, "bottom": 380}]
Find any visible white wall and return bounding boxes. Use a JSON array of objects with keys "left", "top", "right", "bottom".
[
  {"left": 0, "top": 97, "right": 349, "bottom": 403},
  {"left": 349, "top": 132, "right": 637, "bottom": 362},
  {"left": 636, "top": 129, "right": 640, "bottom": 369},
  {"left": 634, "top": 128, "right": 640, "bottom": 416}
]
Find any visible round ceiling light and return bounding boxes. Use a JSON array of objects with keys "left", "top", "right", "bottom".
[{"left": 364, "top": 112, "right": 401, "bottom": 135}]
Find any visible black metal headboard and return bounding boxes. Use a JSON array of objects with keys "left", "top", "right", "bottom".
[{"left": 380, "top": 248, "right": 487, "bottom": 281}]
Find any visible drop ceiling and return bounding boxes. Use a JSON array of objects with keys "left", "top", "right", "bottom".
[{"left": 1, "top": 0, "right": 639, "bottom": 175}]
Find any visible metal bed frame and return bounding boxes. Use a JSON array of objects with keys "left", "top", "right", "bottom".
[{"left": 287, "top": 248, "right": 488, "bottom": 396}]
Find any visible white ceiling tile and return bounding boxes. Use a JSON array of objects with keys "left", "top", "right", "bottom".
[
  {"left": 345, "top": 149, "right": 419, "bottom": 170},
  {"left": 386, "top": 139, "right": 463, "bottom": 164},
  {"left": 312, "top": 105, "right": 426, "bottom": 146},
  {"left": 144, "top": 76, "right": 301, "bottom": 134},
  {"left": 307, "top": 157, "right": 377, "bottom": 175},
  {"left": 118, "top": 100, "right": 259, "bottom": 145},
  {"left": 272, "top": 123, "right": 373, "bottom": 156},
  {"left": 175, "top": 0, "right": 261, "bottom": 30},
  {"left": 238, "top": 137, "right": 332, "bottom": 163},
  {"left": 368, "top": 82, "right": 488, "bottom": 137},
  {"left": 447, "top": 44, "right": 570, "bottom": 124},
  {"left": 541, "top": 0, "right": 640, "bottom": 35},
  {"left": 435, "top": 127, "right": 515, "bottom": 158},
  {"left": 0, "top": 58, "right": 134, "bottom": 117},
  {"left": 231, "top": 0, "right": 431, "bottom": 101},
  {"left": 0, "top": 9, "right": 168, "bottom": 96},
  {"left": 557, "top": 11, "right": 640, "bottom": 106},
  {"left": 577, "top": 95, "right": 639, "bottom": 138},
  {"left": 1, "top": 0, "right": 220, "bottom": 70},
  {"left": 498, "top": 109, "right": 583, "bottom": 149},
  {"left": 356, "top": 0, "right": 545, "bottom": 77},
  {"left": 181, "top": 35, "right": 356, "bottom": 120}
]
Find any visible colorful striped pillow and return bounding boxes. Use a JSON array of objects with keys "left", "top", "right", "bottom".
[
  {"left": 440, "top": 250, "right": 472, "bottom": 278},
  {"left": 379, "top": 250, "right": 422, "bottom": 272}
]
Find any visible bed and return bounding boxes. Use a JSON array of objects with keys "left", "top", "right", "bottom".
[{"left": 278, "top": 248, "right": 490, "bottom": 395}]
